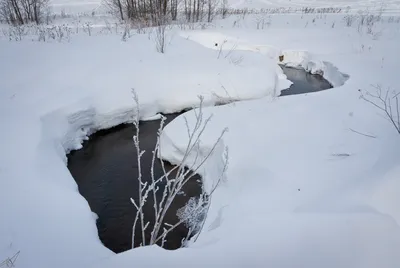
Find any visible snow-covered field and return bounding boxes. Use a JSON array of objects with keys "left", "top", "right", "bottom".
[
  {"left": 49, "top": 0, "right": 400, "bottom": 15},
  {"left": 1, "top": 1, "right": 400, "bottom": 267}
]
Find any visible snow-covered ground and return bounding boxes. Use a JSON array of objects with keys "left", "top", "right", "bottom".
[
  {"left": 1, "top": 3, "right": 400, "bottom": 268},
  {"left": 228, "top": 0, "right": 400, "bottom": 12}
]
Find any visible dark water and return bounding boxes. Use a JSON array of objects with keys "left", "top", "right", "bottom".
[
  {"left": 67, "top": 114, "right": 202, "bottom": 253},
  {"left": 67, "top": 67, "right": 331, "bottom": 254},
  {"left": 280, "top": 66, "right": 332, "bottom": 96}
]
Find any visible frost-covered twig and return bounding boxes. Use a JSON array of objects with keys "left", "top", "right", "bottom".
[
  {"left": 149, "top": 96, "right": 227, "bottom": 245},
  {"left": 131, "top": 89, "right": 228, "bottom": 249},
  {"left": 360, "top": 85, "right": 400, "bottom": 134},
  {"left": 0, "top": 251, "right": 20, "bottom": 267},
  {"left": 131, "top": 89, "right": 147, "bottom": 246}
]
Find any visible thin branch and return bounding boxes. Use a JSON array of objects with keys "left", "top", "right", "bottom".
[
  {"left": 132, "top": 89, "right": 146, "bottom": 246},
  {"left": 349, "top": 128, "right": 377, "bottom": 138},
  {"left": 150, "top": 116, "right": 166, "bottom": 221},
  {"left": 360, "top": 85, "right": 400, "bottom": 134}
]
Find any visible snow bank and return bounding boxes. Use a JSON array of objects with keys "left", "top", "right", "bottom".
[
  {"left": 158, "top": 106, "right": 228, "bottom": 193},
  {"left": 155, "top": 15, "right": 400, "bottom": 268},
  {"left": 0, "top": 31, "right": 287, "bottom": 148},
  {"left": 181, "top": 30, "right": 348, "bottom": 89},
  {"left": 0, "top": 26, "right": 286, "bottom": 267},
  {"left": 281, "top": 50, "right": 349, "bottom": 87},
  {"left": 158, "top": 88, "right": 400, "bottom": 268}
]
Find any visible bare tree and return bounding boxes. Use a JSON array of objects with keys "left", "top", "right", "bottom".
[
  {"left": 360, "top": 85, "right": 400, "bottom": 134},
  {"left": 0, "top": 0, "right": 49, "bottom": 25},
  {"left": 103, "top": 0, "right": 124, "bottom": 20},
  {"left": 206, "top": 0, "right": 217, "bottom": 22},
  {"left": 130, "top": 89, "right": 228, "bottom": 248},
  {"left": 220, "top": 0, "right": 228, "bottom": 19},
  {"left": 104, "top": 0, "right": 217, "bottom": 26}
]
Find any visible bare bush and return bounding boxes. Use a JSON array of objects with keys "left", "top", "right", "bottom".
[
  {"left": 220, "top": 0, "right": 228, "bottom": 19},
  {"left": 83, "top": 22, "right": 92, "bottom": 36},
  {"left": 102, "top": 19, "right": 113, "bottom": 33},
  {"left": 343, "top": 14, "right": 355, "bottom": 27},
  {"left": 154, "top": 21, "right": 166, "bottom": 53},
  {"left": 255, "top": 14, "right": 270, "bottom": 29},
  {"left": 121, "top": 22, "right": 131, "bottom": 40},
  {"left": 232, "top": 16, "right": 241, "bottom": 28},
  {"left": 4, "top": 24, "right": 27, "bottom": 40},
  {"left": 8, "top": 24, "right": 73, "bottom": 42},
  {"left": 0, "top": 0, "right": 49, "bottom": 25},
  {"left": 48, "top": 25, "right": 72, "bottom": 41},
  {"left": 130, "top": 90, "right": 228, "bottom": 248},
  {"left": 221, "top": 6, "right": 342, "bottom": 17},
  {"left": 216, "top": 39, "right": 227, "bottom": 59},
  {"left": 355, "top": 10, "right": 382, "bottom": 35},
  {"left": 360, "top": 85, "right": 400, "bottom": 134}
]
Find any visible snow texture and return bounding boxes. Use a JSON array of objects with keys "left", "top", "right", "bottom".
[{"left": 1, "top": 5, "right": 400, "bottom": 268}]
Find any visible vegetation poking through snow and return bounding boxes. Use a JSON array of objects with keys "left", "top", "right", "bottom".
[
  {"left": 360, "top": 85, "right": 400, "bottom": 134},
  {"left": 130, "top": 90, "right": 228, "bottom": 248}
]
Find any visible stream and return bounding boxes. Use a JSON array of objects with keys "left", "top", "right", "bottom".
[{"left": 67, "top": 66, "right": 332, "bottom": 253}]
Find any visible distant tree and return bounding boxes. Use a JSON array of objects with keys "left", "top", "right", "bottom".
[
  {"left": 0, "top": 0, "right": 49, "bottom": 24},
  {"left": 104, "top": 0, "right": 219, "bottom": 26}
]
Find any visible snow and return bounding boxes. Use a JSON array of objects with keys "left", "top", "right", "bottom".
[
  {"left": 155, "top": 15, "right": 400, "bottom": 267},
  {"left": 1, "top": 5, "right": 400, "bottom": 268}
]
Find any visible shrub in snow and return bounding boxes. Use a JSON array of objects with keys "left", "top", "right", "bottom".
[
  {"left": 344, "top": 15, "right": 355, "bottom": 27},
  {"left": 83, "top": 22, "right": 92, "bottom": 36},
  {"left": 35, "top": 25, "right": 72, "bottom": 42},
  {"left": 121, "top": 23, "right": 131, "bottom": 41},
  {"left": 154, "top": 23, "right": 167, "bottom": 53},
  {"left": 3, "top": 25, "right": 27, "bottom": 41},
  {"left": 130, "top": 90, "right": 228, "bottom": 248},
  {"left": 255, "top": 14, "right": 271, "bottom": 30}
]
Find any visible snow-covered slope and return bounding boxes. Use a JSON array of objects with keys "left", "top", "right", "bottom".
[{"left": 0, "top": 21, "right": 286, "bottom": 268}]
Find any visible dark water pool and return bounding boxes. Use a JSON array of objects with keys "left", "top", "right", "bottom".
[
  {"left": 280, "top": 66, "right": 332, "bottom": 96},
  {"left": 67, "top": 114, "right": 202, "bottom": 252},
  {"left": 67, "top": 66, "right": 332, "bottom": 253}
]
